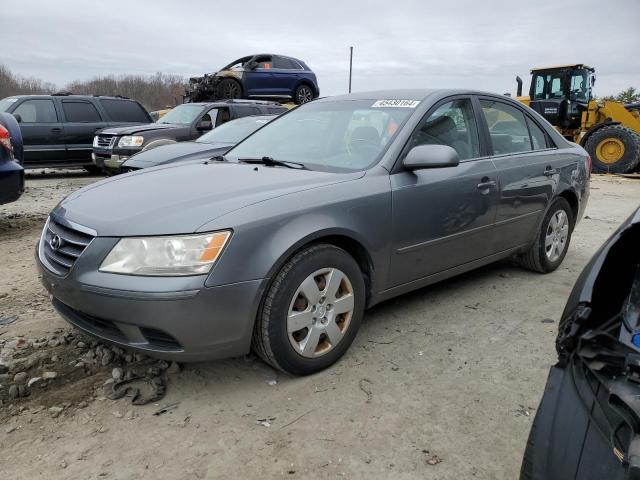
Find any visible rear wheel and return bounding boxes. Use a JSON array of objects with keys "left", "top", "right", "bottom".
[
  {"left": 518, "top": 197, "right": 574, "bottom": 273},
  {"left": 216, "top": 78, "right": 242, "bottom": 100},
  {"left": 252, "top": 244, "right": 365, "bottom": 375},
  {"left": 294, "top": 84, "right": 314, "bottom": 104},
  {"left": 584, "top": 125, "right": 640, "bottom": 173}
]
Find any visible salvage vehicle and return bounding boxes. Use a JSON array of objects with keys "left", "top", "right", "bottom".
[
  {"left": 0, "top": 112, "right": 24, "bottom": 204},
  {"left": 37, "top": 89, "right": 590, "bottom": 375},
  {"left": 516, "top": 64, "right": 640, "bottom": 173},
  {"left": 520, "top": 208, "right": 640, "bottom": 480},
  {"left": 122, "top": 115, "right": 277, "bottom": 171},
  {"left": 0, "top": 93, "right": 151, "bottom": 172},
  {"left": 93, "top": 100, "right": 287, "bottom": 173},
  {"left": 184, "top": 54, "right": 319, "bottom": 105}
]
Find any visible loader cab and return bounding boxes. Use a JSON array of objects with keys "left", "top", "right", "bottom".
[{"left": 528, "top": 64, "right": 595, "bottom": 130}]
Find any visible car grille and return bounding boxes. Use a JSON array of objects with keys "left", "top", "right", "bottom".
[
  {"left": 41, "top": 219, "right": 94, "bottom": 276},
  {"left": 95, "top": 134, "right": 115, "bottom": 149}
]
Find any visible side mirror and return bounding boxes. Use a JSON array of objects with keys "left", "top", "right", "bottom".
[
  {"left": 196, "top": 120, "right": 213, "bottom": 131},
  {"left": 403, "top": 144, "right": 460, "bottom": 170},
  {"left": 12, "top": 113, "right": 22, "bottom": 123}
]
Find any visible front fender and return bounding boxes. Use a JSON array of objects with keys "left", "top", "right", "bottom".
[{"left": 202, "top": 172, "right": 392, "bottom": 293}]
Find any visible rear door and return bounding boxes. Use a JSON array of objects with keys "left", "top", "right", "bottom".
[
  {"left": 59, "top": 99, "right": 106, "bottom": 161},
  {"left": 477, "top": 96, "right": 559, "bottom": 251},
  {"left": 10, "top": 98, "right": 65, "bottom": 165},
  {"left": 270, "top": 56, "right": 300, "bottom": 95},
  {"left": 98, "top": 98, "right": 150, "bottom": 128},
  {"left": 389, "top": 96, "right": 499, "bottom": 287}
]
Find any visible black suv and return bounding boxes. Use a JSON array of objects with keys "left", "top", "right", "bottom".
[
  {"left": 93, "top": 99, "right": 288, "bottom": 173},
  {"left": 0, "top": 94, "right": 151, "bottom": 171}
]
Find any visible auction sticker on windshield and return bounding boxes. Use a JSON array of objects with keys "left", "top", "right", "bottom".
[{"left": 372, "top": 99, "right": 420, "bottom": 108}]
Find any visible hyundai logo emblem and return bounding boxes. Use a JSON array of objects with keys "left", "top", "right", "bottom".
[{"left": 49, "top": 235, "right": 62, "bottom": 251}]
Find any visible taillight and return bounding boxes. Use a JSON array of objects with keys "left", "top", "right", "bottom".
[
  {"left": 586, "top": 154, "right": 592, "bottom": 174},
  {"left": 0, "top": 125, "right": 11, "bottom": 152}
]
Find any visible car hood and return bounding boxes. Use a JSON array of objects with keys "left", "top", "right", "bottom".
[
  {"left": 123, "top": 141, "right": 233, "bottom": 168},
  {"left": 54, "top": 162, "right": 364, "bottom": 236},
  {"left": 99, "top": 123, "right": 184, "bottom": 136}
]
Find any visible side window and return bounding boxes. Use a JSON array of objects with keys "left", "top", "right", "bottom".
[
  {"left": 274, "top": 56, "right": 296, "bottom": 69},
  {"left": 100, "top": 99, "right": 149, "bottom": 122},
  {"left": 62, "top": 101, "right": 101, "bottom": 122},
  {"left": 13, "top": 99, "right": 58, "bottom": 123},
  {"left": 254, "top": 56, "right": 273, "bottom": 69},
  {"left": 243, "top": 107, "right": 261, "bottom": 116},
  {"left": 202, "top": 108, "right": 219, "bottom": 125},
  {"left": 527, "top": 117, "right": 550, "bottom": 150},
  {"left": 407, "top": 98, "right": 480, "bottom": 160},
  {"left": 215, "top": 108, "right": 230, "bottom": 126},
  {"left": 480, "top": 100, "right": 532, "bottom": 155}
]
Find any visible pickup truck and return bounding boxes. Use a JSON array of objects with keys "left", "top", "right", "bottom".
[
  {"left": 0, "top": 94, "right": 152, "bottom": 172},
  {"left": 92, "top": 99, "right": 288, "bottom": 173}
]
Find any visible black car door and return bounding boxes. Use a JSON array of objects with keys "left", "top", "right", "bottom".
[
  {"left": 58, "top": 99, "right": 106, "bottom": 162},
  {"left": 476, "top": 96, "right": 563, "bottom": 252},
  {"left": 10, "top": 98, "right": 65, "bottom": 165},
  {"left": 389, "top": 96, "right": 499, "bottom": 287}
]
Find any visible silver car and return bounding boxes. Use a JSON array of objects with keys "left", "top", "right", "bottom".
[{"left": 36, "top": 89, "right": 590, "bottom": 375}]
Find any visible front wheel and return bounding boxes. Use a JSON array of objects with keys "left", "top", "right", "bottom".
[
  {"left": 216, "top": 78, "right": 243, "bottom": 100},
  {"left": 518, "top": 197, "right": 574, "bottom": 273},
  {"left": 584, "top": 125, "right": 640, "bottom": 174},
  {"left": 252, "top": 244, "right": 365, "bottom": 375}
]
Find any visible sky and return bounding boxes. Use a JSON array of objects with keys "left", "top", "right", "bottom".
[{"left": 2, "top": 0, "right": 639, "bottom": 97}]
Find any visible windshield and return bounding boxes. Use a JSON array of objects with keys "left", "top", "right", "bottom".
[
  {"left": 157, "top": 104, "right": 204, "bottom": 125},
  {"left": 0, "top": 97, "right": 19, "bottom": 112},
  {"left": 196, "top": 117, "right": 272, "bottom": 144},
  {"left": 225, "top": 99, "right": 416, "bottom": 172}
]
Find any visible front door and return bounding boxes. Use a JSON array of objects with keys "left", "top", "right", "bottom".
[
  {"left": 477, "top": 97, "right": 557, "bottom": 251},
  {"left": 10, "top": 98, "right": 65, "bottom": 165},
  {"left": 389, "top": 97, "right": 499, "bottom": 287},
  {"left": 59, "top": 99, "right": 105, "bottom": 161},
  {"left": 243, "top": 56, "right": 276, "bottom": 96}
]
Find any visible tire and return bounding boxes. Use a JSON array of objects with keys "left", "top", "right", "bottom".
[
  {"left": 83, "top": 165, "right": 103, "bottom": 175},
  {"left": 519, "top": 197, "right": 574, "bottom": 273},
  {"left": 252, "top": 244, "right": 366, "bottom": 375},
  {"left": 584, "top": 125, "right": 640, "bottom": 174},
  {"left": 294, "top": 84, "right": 314, "bottom": 105},
  {"left": 216, "top": 78, "right": 243, "bottom": 100}
]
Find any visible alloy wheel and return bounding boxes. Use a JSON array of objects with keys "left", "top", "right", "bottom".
[
  {"left": 545, "top": 210, "right": 569, "bottom": 262},
  {"left": 287, "top": 268, "right": 355, "bottom": 358},
  {"left": 297, "top": 86, "right": 313, "bottom": 104}
]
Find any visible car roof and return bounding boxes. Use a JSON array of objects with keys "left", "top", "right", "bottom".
[
  {"left": 4, "top": 94, "right": 137, "bottom": 101},
  {"left": 318, "top": 88, "right": 513, "bottom": 103}
]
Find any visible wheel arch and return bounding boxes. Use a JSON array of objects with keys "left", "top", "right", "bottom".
[
  {"left": 557, "top": 188, "right": 580, "bottom": 225},
  {"left": 263, "top": 229, "right": 376, "bottom": 307},
  {"left": 295, "top": 79, "right": 318, "bottom": 97},
  {"left": 579, "top": 120, "right": 620, "bottom": 146}
]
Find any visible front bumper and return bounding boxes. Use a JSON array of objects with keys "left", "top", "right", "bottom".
[{"left": 37, "top": 248, "right": 265, "bottom": 362}]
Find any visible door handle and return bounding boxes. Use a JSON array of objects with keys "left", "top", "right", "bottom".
[
  {"left": 544, "top": 167, "right": 557, "bottom": 176},
  {"left": 477, "top": 179, "right": 497, "bottom": 190},
  {"left": 51, "top": 127, "right": 62, "bottom": 133}
]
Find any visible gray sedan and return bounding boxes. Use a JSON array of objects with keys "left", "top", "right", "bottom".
[{"left": 36, "top": 89, "right": 590, "bottom": 375}]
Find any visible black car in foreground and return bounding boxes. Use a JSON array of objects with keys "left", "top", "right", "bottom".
[
  {"left": 122, "top": 115, "right": 277, "bottom": 171},
  {"left": 521, "top": 208, "right": 640, "bottom": 480},
  {"left": 94, "top": 100, "right": 287, "bottom": 173},
  {"left": 0, "top": 112, "right": 24, "bottom": 205},
  {"left": 0, "top": 94, "right": 151, "bottom": 171}
]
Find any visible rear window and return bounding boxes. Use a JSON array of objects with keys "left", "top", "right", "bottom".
[
  {"left": 99, "top": 99, "right": 149, "bottom": 122},
  {"left": 62, "top": 101, "right": 102, "bottom": 122}
]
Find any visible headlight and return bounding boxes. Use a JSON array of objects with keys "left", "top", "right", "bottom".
[
  {"left": 99, "top": 231, "right": 231, "bottom": 276},
  {"left": 118, "top": 136, "right": 144, "bottom": 148},
  {"left": 92, "top": 136, "right": 99, "bottom": 147}
]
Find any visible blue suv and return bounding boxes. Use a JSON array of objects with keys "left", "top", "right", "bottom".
[{"left": 186, "top": 54, "right": 320, "bottom": 105}]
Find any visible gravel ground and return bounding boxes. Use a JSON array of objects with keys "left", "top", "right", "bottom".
[{"left": 1, "top": 171, "right": 639, "bottom": 479}]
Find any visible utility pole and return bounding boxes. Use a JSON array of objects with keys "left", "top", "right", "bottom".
[{"left": 348, "top": 46, "right": 353, "bottom": 93}]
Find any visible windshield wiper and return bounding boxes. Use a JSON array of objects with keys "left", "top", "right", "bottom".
[{"left": 238, "top": 156, "right": 307, "bottom": 170}]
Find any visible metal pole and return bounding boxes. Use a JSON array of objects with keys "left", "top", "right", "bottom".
[{"left": 348, "top": 46, "right": 353, "bottom": 93}]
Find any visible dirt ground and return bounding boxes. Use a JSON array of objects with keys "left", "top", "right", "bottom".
[{"left": 1, "top": 171, "right": 639, "bottom": 479}]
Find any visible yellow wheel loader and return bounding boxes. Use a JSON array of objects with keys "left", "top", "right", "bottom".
[{"left": 516, "top": 64, "right": 640, "bottom": 173}]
